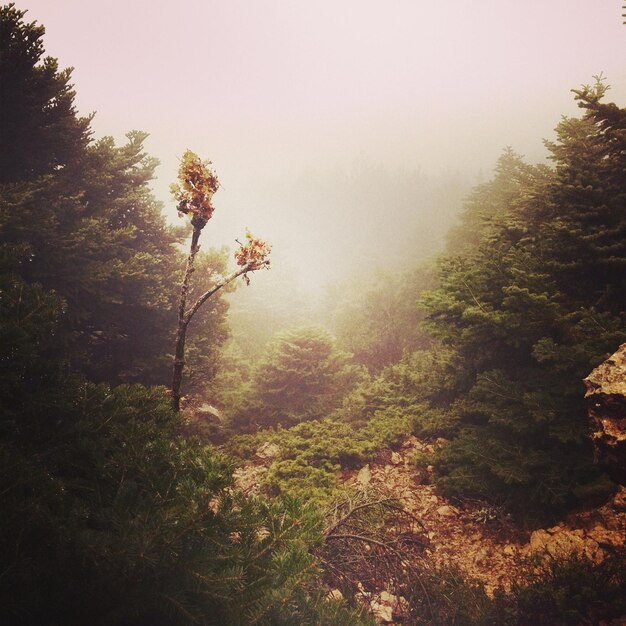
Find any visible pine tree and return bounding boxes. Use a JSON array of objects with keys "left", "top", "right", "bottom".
[
  {"left": 331, "top": 264, "right": 435, "bottom": 373},
  {"left": 246, "top": 326, "right": 365, "bottom": 427},
  {"left": 0, "top": 129, "right": 190, "bottom": 383},
  {"left": 420, "top": 81, "right": 626, "bottom": 519},
  {"left": 0, "top": 4, "right": 91, "bottom": 182},
  {"left": 0, "top": 6, "right": 204, "bottom": 385},
  {"left": 445, "top": 148, "right": 552, "bottom": 255}
]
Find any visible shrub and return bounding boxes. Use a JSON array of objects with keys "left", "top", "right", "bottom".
[
  {"left": 0, "top": 380, "right": 373, "bottom": 624},
  {"left": 511, "top": 552, "right": 626, "bottom": 625}
]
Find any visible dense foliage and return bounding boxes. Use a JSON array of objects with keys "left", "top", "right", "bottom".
[
  {"left": 1, "top": 380, "right": 339, "bottom": 624},
  {"left": 227, "top": 326, "right": 365, "bottom": 430},
  {"left": 330, "top": 265, "right": 436, "bottom": 373},
  {"left": 0, "top": 4, "right": 90, "bottom": 182},
  {"left": 0, "top": 5, "right": 234, "bottom": 387},
  {"left": 3, "top": 3, "right": 626, "bottom": 623},
  {"left": 419, "top": 79, "right": 626, "bottom": 520},
  {"left": 0, "top": 7, "right": 368, "bottom": 624},
  {"left": 404, "top": 552, "right": 626, "bottom": 626},
  {"left": 227, "top": 409, "right": 412, "bottom": 505}
]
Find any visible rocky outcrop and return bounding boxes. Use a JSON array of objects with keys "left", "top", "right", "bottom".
[
  {"left": 584, "top": 343, "right": 626, "bottom": 486},
  {"left": 526, "top": 487, "right": 626, "bottom": 564},
  {"left": 255, "top": 441, "right": 281, "bottom": 462},
  {"left": 232, "top": 441, "right": 280, "bottom": 495},
  {"left": 346, "top": 435, "right": 626, "bottom": 605},
  {"left": 230, "top": 431, "right": 626, "bottom": 623}
]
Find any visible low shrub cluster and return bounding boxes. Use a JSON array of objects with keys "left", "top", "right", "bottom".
[
  {"left": 226, "top": 409, "right": 414, "bottom": 506},
  {"left": 404, "top": 552, "right": 626, "bottom": 625}
]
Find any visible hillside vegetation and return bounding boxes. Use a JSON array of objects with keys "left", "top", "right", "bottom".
[{"left": 1, "top": 5, "right": 625, "bottom": 624}]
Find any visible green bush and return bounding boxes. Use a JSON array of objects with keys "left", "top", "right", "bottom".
[
  {"left": 226, "top": 408, "right": 415, "bottom": 507},
  {"left": 0, "top": 380, "right": 374, "bottom": 625},
  {"left": 231, "top": 326, "right": 366, "bottom": 429},
  {"left": 404, "top": 553, "right": 626, "bottom": 626},
  {"left": 404, "top": 565, "right": 510, "bottom": 626},
  {"left": 511, "top": 552, "right": 626, "bottom": 626},
  {"left": 265, "top": 460, "right": 342, "bottom": 505}
]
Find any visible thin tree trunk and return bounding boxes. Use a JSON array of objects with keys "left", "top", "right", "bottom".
[
  {"left": 170, "top": 221, "right": 269, "bottom": 412},
  {"left": 171, "top": 225, "right": 202, "bottom": 411}
]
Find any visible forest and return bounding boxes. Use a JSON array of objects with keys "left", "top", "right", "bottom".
[{"left": 1, "top": 3, "right": 625, "bottom": 625}]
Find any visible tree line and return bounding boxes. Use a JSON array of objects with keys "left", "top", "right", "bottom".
[
  {"left": 220, "top": 80, "right": 626, "bottom": 524},
  {"left": 0, "top": 5, "right": 369, "bottom": 624},
  {"left": 2, "top": 2, "right": 626, "bottom": 623}
]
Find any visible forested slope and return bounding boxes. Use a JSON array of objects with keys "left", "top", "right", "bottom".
[
  {"left": 0, "top": 6, "right": 369, "bottom": 624},
  {"left": 2, "top": 4, "right": 625, "bottom": 625}
]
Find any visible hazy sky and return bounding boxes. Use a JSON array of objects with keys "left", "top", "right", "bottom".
[{"left": 14, "top": 0, "right": 626, "bottom": 290}]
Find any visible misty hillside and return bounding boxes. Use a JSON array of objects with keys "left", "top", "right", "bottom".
[{"left": 1, "top": 3, "right": 625, "bottom": 625}]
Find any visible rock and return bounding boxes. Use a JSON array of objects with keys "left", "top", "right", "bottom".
[
  {"left": 612, "top": 486, "right": 626, "bottom": 511},
  {"left": 368, "top": 590, "right": 409, "bottom": 623},
  {"left": 403, "top": 434, "right": 419, "bottom": 448},
  {"left": 529, "top": 527, "right": 603, "bottom": 562},
  {"left": 379, "top": 590, "right": 396, "bottom": 605},
  {"left": 474, "top": 547, "right": 488, "bottom": 564},
  {"left": 587, "top": 524, "right": 614, "bottom": 545},
  {"left": 391, "top": 451, "right": 402, "bottom": 465},
  {"left": 370, "top": 599, "right": 393, "bottom": 623},
  {"left": 436, "top": 504, "right": 457, "bottom": 517},
  {"left": 326, "top": 589, "right": 343, "bottom": 602},
  {"left": 233, "top": 465, "right": 267, "bottom": 495},
  {"left": 357, "top": 464, "right": 372, "bottom": 487},
  {"left": 412, "top": 466, "right": 429, "bottom": 485},
  {"left": 546, "top": 532, "right": 586, "bottom": 559},
  {"left": 529, "top": 529, "right": 552, "bottom": 553},
  {"left": 584, "top": 343, "right": 626, "bottom": 486},
  {"left": 256, "top": 441, "right": 281, "bottom": 461}
]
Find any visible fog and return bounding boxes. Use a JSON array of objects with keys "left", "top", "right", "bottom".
[{"left": 16, "top": 0, "right": 626, "bottom": 294}]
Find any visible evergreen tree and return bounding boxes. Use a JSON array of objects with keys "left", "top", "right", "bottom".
[
  {"left": 231, "top": 326, "right": 365, "bottom": 429},
  {"left": 0, "top": 4, "right": 91, "bottom": 182},
  {"left": 0, "top": 6, "right": 238, "bottom": 387},
  {"left": 0, "top": 128, "right": 188, "bottom": 383},
  {"left": 445, "top": 148, "right": 552, "bottom": 256},
  {"left": 540, "top": 79, "right": 626, "bottom": 313},
  {"left": 421, "top": 80, "right": 626, "bottom": 520},
  {"left": 331, "top": 264, "right": 435, "bottom": 373}
]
